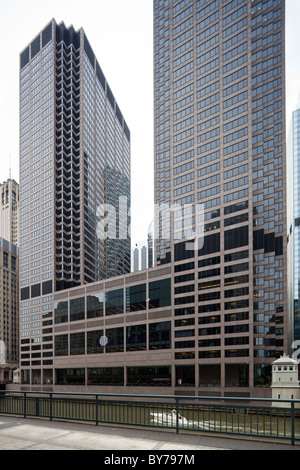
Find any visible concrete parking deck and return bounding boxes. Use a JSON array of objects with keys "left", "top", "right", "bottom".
[{"left": 0, "top": 415, "right": 298, "bottom": 451}]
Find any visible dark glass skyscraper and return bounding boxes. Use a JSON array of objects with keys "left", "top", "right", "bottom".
[
  {"left": 154, "top": 0, "right": 288, "bottom": 394},
  {"left": 19, "top": 19, "right": 130, "bottom": 382}
]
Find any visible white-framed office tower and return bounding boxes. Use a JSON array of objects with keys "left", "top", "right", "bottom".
[
  {"left": 19, "top": 19, "right": 131, "bottom": 385},
  {"left": 154, "top": 0, "right": 288, "bottom": 395}
]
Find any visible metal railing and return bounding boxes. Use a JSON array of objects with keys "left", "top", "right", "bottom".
[{"left": 0, "top": 391, "right": 299, "bottom": 445}]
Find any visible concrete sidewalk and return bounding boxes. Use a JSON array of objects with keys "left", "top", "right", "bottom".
[{"left": 0, "top": 415, "right": 298, "bottom": 451}]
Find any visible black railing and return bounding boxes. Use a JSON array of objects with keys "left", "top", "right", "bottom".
[{"left": 0, "top": 391, "right": 299, "bottom": 445}]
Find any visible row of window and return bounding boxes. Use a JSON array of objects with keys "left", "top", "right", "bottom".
[
  {"left": 25, "top": 360, "right": 279, "bottom": 386},
  {"left": 55, "top": 322, "right": 171, "bottom": 356},
  {"left": 55, "top": 320, "right": 278, "bottom": 356},
  {"left": 159, "top": 93, "right": 280, "bottom": 148},
  {"left": 54, "top": 279, "right": 171, "bottom": 324}
]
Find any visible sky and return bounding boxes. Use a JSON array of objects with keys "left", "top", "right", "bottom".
[{"left": 0, "top": 0, "right": 299, "bottom": 247}]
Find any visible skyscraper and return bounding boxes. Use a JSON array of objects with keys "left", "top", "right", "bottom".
[
  {"left": 148, "top": 221, "right": 155, "bottom": 269},
  {"left": 292, "top": 107, "right": 300, "bottom": 342},
  {"left": 0, "top": 179, "right": 19, "bottom": 246},
  {"left": 133, "top": 245, "right": 139, "bottom": 271},
  {"left": 0, "top": 179, "right": 19, "bottom": 382},
  {"left": 19, "top": 19, "right": 130, "bottom": 383},
  {"left": 154, "top": 0, "right": 288, "bottom": 393},
  {"left": 0, "top": 238, "right": 19, "bottom": 382},
  {"left": 132, "top": 243, "right": 148, "bottom": 271}
]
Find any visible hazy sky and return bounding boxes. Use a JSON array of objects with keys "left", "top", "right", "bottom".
[{"left": 0, "top": 0, "right": 299, "bottom": 246}]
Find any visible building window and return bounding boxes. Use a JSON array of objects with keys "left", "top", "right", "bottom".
[
  {"left": 11, "top": 256, "right": 16, "bottom": 272},
  {"left": 127, "top": 366, "right": 171, "bottom": 387},
  {"left": 54, "top": 334, "right": 68, "bottom": 356},
  {"left": 175, "top": 365, "right": 195, "bottom": 386},
  {"left": 106, "top": 327, "right": 124, "bottom": 353},
  {"left": 56, "top": 368, "right": 85, "bottom": 386},
  {"left": 224, "top": 226, "right": 249, "bottom": 250},
  {"left": 54, "top": 301, "right": 68, "bottom": 324},
  {"left": 88, "top": 367, "right": 124, "bottom": 386},
  {"left": 126, "top": 325, "right": 146, "bottom": 352},
  {"left": 149, "top": 321, "right": 171, "bottom": 350},
  {"left": 105, "top": 289, "right": 124, "bottom": 316},
  {"left": 3, "top": 252, "right": 9, "bottom": 269},
  {"left": 126, "top": 284, "right": 146, "bottom": 312},
  {"left": 70, "top": 297, "right": 85, "bottom": 322},
  {"left": 87, "top": 293, "right": 104, "bottom": 319},
  {"left": 254, "top": 364, "right": 272, "bottom": 387},
  {"left": 149, "top": 279, "right": 171, "bottom": 308},
  {"left": 70, "top": 332, "right": 85, "bottom": 356},
  {"left": 87, "top": 330, "right": 104, "bottom": 355}
]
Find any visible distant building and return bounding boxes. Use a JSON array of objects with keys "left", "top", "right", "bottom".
[
  {"left": 132, "top": 223, "right": 154, "bottom": 272},
  {"left": 132, "top": 243, "right": 148, "bottom": 272},
  {"left": 133, "top": 246, "right": 139, "bottom": 272},
  {"left": 0, "top": 179, "right": 19, "bottom": 247},
  {"left": 147, "top": 221, "right": 154, "bottom": 269},
  {"left": 141, "top": 246, "right": 147, "bottom": 270},
  {"left": 0, "top": 238, "right": 19, "bottom": 382}
]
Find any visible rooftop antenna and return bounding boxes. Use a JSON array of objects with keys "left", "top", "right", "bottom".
[{"left": 9, "top": 155, "right": 11, "bottom": 180}]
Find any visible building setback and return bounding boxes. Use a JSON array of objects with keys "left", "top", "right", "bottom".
[{"left": 19, "top": 19, "right": 131, "bottom": 385}]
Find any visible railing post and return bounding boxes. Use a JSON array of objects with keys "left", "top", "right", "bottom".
[
  {"left": 50, "top": 393, "right": 53, "bottom": 421},
  {"left": 291, "top": 401, "right": 295, "bottom": 446},
  {"left": 175, "top": 397, "right": 179, "bottom": 435},
  {"left": 96, "top": 395, "right": 98, "bottom": 426},
  {"left": 24, "top": 392, "right": 27, "bottom": 419}
]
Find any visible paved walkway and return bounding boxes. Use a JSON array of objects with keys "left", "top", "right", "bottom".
[{"left": 0, "top": 416, "right": 298, "bottom": 451}]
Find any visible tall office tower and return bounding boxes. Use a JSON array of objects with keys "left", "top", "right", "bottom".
[
  {"left": 19, "top": 19, "right": 130, "bottom": 384},
  {"left": 141, "top": 246, "right": 148, "bottom": 270},
  {"left": 0, "top": 238, "right": 19, "bottom": 382},
  {"left": 148, "top": 221, "right": 155, "bottom": 269},
  {"left": 133, "top": 245, "right": 139, "bottom": 271},
  {"left": 132, "top": 244, "right": 148, "bottom": 271},
  {"left": 292, "top": 107, "right": 300, "bottom": 342},
  {"left": 154, "top": 0, "right": 288, "bottom": 396},
  {"left": 0, "top": 179, "right": 19, "bottom": 246}
]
